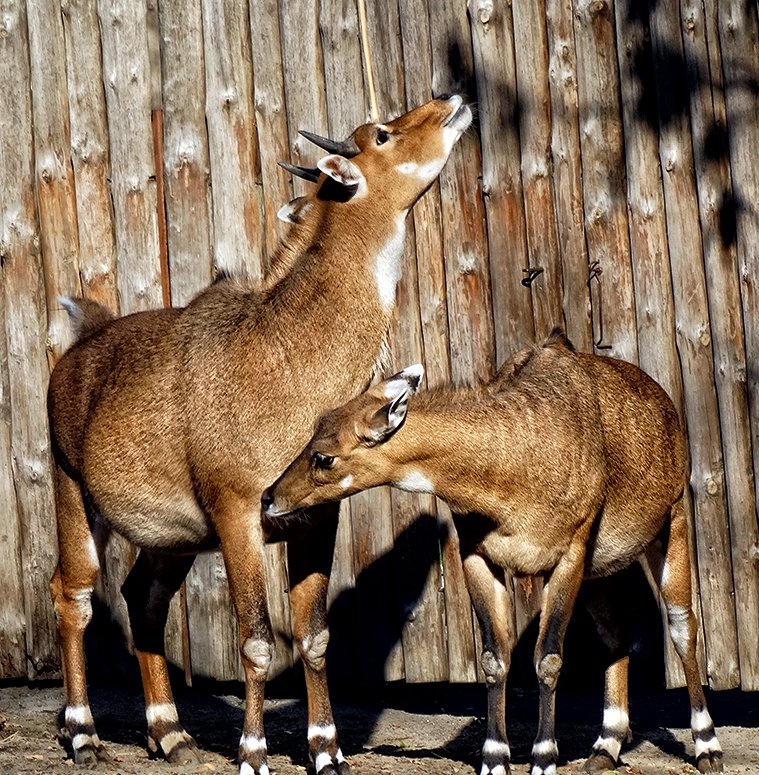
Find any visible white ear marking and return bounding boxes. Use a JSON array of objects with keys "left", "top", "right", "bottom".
[{"left": 317, "top": 154, "right": 364, "bottom": 188}]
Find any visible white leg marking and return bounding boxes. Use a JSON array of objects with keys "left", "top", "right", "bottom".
[
  {"left": 593, "top": 735, "right": 622, "bottom": 761},
  {"left": 691, "top": 708, "right": 714, "bottom": 733},
  {"left": 602, "top": 706, "right": 629, "bottom": 734},
  {"left": 481, "top": 765, "right": 507, "bottom": 775},
  {"left": 240, "top": 763, "right": 269, "bottom": 775},
  {"left": 159, "top": 730, "right": 189, "bottom": 753},
  {"left": 240, "top": 735, "right": 267, "bottom": 753},
  {"left": 532, "top": 739, "right": 558, "bottom": 758},
  {"left": 307, "top": 723, "right": 337, "bottom": 742},
  {"left": 695, "top": 736, "right": 722, "bottom": 758},
  {"left": 71, "top": 733, "right": 101, "bottom": 750},
  {"left": 482, "top": 739, "right": 510, "bottom": 758},
  {"left": 395, "top": 470, "right": 435, "bottom": 494},
  {"left": 146, "top": 702, "right": 179, "bottom": 726},
  {"left": 314, "top": 751, "right": 334, "bottom": 773},
  {"left": 65, "top": 705, "right": 94, "bottom": 726},
  {"left": 335, "top": 748, "right": 346, "bottom": 763}
]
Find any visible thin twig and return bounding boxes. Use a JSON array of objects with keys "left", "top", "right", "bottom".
[{"left": 357, "top": 0, "right": 379, "bottom": 121}]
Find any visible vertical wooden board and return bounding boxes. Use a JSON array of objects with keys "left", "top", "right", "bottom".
[
  {"left": 158, "top": 0, "right": 213, "bottom": 307},
  {"left": 60, "top": 0, "right": 119, "bottom": 312},
  {"left": 278, "top": 0, "right": 360, "bottom": 679},
  {"left": 573, "top": 0, "right": 638, "bottom": 364},
  {"left": 511, "top": 0, "right": 565, "bottom": 340},
  {"left": 186, "top": 552, "right": 242, "bottom": 681},
  {"left": 0, "top": 286, "right": 27, "bottom": 679},
  {"left": 681, "top": 0, "right": 759, "bottom": 689},
  {"left": 398, "top": 0, "right": 477, "bottom": 682},
  {"left": 365, "top": 1, "right": 449, "bottom": 683},
  {"left": 201, "top": 0, "right": 265, "bottom": 280},
  {"left": 318, "top": 0, "right": 404, "bottom": 683},
  {"left": 98, "top": 0, "right": 162, "bottom": 312},
  {"left": 648, "top": 0, "right": 740, "bottom": 689},
  {"left": 717, "top": 0, "right": 759, "bottom": 690},
  {"left": 398, "top": 0, "right": 451, "bottom": 390},
  {"left": 545, "top": 0, "right": 593, "bottom": 352},
  {"left": 249, "top": 0, "right": 293, "bottom": 266},
  {"left": 0, "top": 0, "right": 58, "bottom": 679},
  {"left": 278, "top": 0, "right": 330, "bottom": 196},
  {"left": 429, "top": 0, "right": 494, "bottom": 386},
  {"left": 348, "top": 488, "right": 404, "bottom": 683},
  {"left": 26, "top": 0, "right": 82, "bottom": 362},
  {"left": 326, "top": 502, "right": 358, "bottom": 684},
  {"left": 613, "top": 0, "right": 692, "bottom": 686},
  {"left": 468, "top": 0, "right": 533, "bottom": 365}
]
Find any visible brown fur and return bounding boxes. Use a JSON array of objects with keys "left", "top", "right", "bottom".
[
  {"left": 264, "top": 333, "right": 722, "bottom": 775},
  {"left": 47, "top": 95, "right": 473, "bottom": 774}
]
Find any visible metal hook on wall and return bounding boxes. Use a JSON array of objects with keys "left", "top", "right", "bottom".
[
  {"left": 521, "top": 266, "right": 544, "bottom": 287},
  {"left": 588, "top": 261, "right": 612, "bottom": 350}
]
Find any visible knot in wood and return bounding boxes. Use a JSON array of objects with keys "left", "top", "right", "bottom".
[
  {"left": 705, "top": 477, "right": 719, "bottom": 496},
  {"left": 473, "top": 0, "right": 494, "bottom": 25},
  {"left": 589, "top": 0, "right": 609, "bottom": 19},
  {"left": 698, "top": 329, "right": 711, "bottom": 347}
]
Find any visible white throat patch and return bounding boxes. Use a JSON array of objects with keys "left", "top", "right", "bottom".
[
  {"left": 374, "top": 215, "right": 406, "bottom": 312},
  {"left": 395, "top": 470, "right": 435, "bottom": 494}
]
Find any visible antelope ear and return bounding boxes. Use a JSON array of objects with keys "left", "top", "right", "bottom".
[
  {"left": 317, "top": 154, "right": 364, "bottom": 197},
  {"left": 366, "top": 390, "right": 412, "bottom": 445},
  {"left": 277, "top": 196, "right": 311, "bottom": 224},
  {"left": 381, "top": 364, "right": 425, "bottom": 400}
]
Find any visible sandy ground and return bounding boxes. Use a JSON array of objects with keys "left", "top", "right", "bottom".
[{"left": 1, "top": 680, "right": 757, "bottom": 775}]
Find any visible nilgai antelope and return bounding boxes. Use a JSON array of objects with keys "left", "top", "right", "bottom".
[
  {"left": 47, "top": 94, "right": 472, "bottom": 775},
  {"left": 262, "top": 331, "right": 723, "bottom": 775}
]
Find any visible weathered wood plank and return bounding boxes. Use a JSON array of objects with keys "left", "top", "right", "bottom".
[
  {"left": 249, "top": 0, "right": 292, "bottom": 267},
  {"left": 649, "top": 0, "right": 740, "bottom": 689},
  {"left": 717, "top": 0, "right": 759, "bottom": 692},
  {"left": 512, "top": 0, "right": 565, "bottom": 339},
  {"left": 60, "top": 0, "right": 119, "bottom": 313},
  {"left": 27, "top": 0, "right": 82, "bottom": 363},
  {"left": 0, "top": 279, "right": 26, "bottom": 679},
  {"left": 202, "top": 0, "right": 265, "bottom": 279},
  {"left": 545, "top": 0, "right": 593, "bottom": 352},
  {"left": 398, "top": 0, "right": 477, "bottom": 683},
  {"left": 681, "top": 0, "right": 758, "bottom": 690},
  {"left": 613, "top": 0, "right": 697, "bottom": 687},
  {"left": 158, "top": 0, "right": 213, "bottom": 306},
  {"left": 365, "top": 0, "right": 449, "bottom": 683},
  {"left": 573, "top": 0, "right": 638, "bottom": 363},
  {"left": 469, "top": 0, "right": 542, "bottom": 643},
  {"left": 0, "top": 0, "right": 59, "bottom": 679}
]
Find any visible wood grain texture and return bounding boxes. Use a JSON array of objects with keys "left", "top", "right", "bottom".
[
  {"left": 649, "top": 0, "right": 740, "bottom": 689},
  {"left": 717, "top": 0, "right": 759, "bottom": 692},
  {"left": 0, "top": 0, "right": 59, "bottom": 679}
]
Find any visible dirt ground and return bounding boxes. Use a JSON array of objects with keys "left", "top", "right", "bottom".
[{"left": 1, "top": 681, "right": 758, "bottom": 775}]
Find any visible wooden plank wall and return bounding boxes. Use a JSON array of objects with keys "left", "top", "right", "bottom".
[{"left": 0, "top": 0, "right": 757, "bottom": 692}]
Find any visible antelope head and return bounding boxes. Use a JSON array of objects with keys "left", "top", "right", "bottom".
[
  {"left": 261, "top": 365, "right": 425, "bottom": 518},
  {"left": 279, "top": 94, "right": 473, "bottom": 216}
]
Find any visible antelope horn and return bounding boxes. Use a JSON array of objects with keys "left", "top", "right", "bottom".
[
  {"left": 277, "top": 161, "right": 321, "bottom": 183},
  {"left": 299, "top": 130, "right": 361, "bottom": 158}
]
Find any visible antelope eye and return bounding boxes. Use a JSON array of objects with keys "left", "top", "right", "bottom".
[
  {"left": 376, "top": 128, "right": 390, "bottom": 146},
  {"left": 311, "top": 451, "right": 335, "bottom": 470}
]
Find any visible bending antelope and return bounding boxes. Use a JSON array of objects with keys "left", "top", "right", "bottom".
[
  {"left": 262, "top": 331, "right": 723, "bottom": 775},
  {"left": 47, "top": 95, "right": 472, "bottom": 775}
]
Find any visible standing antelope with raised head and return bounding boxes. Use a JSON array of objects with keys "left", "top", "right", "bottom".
[
  {"left": 262, "top": 330, "right": 724, "bottom": 775},
  {"left": 47, "top": 94, "right": 472, "bottom": 775}
]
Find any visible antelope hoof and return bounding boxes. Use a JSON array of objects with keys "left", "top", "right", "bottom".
[
  {"left": 696, "top": 751, "right": 724, "bottom": 773},
  {"left": 315, "top": 759, "right": 351, "bottom": 775},
  {"left": 165, "top": 738, "right": 201, "bottom": 765},
  {"left": 73, "top": 742, "right": 110, "bottom": 767},
  {"left": 582, "top": 751, "right": 617, "bottom": 772}
]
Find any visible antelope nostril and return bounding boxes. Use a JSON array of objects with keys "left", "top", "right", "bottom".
[
  {"left": 261, "top": 487, "right": 274, "bottom": 511},
  {"left": 436, "top": 92, "right": 453, "bottom": 101}
]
